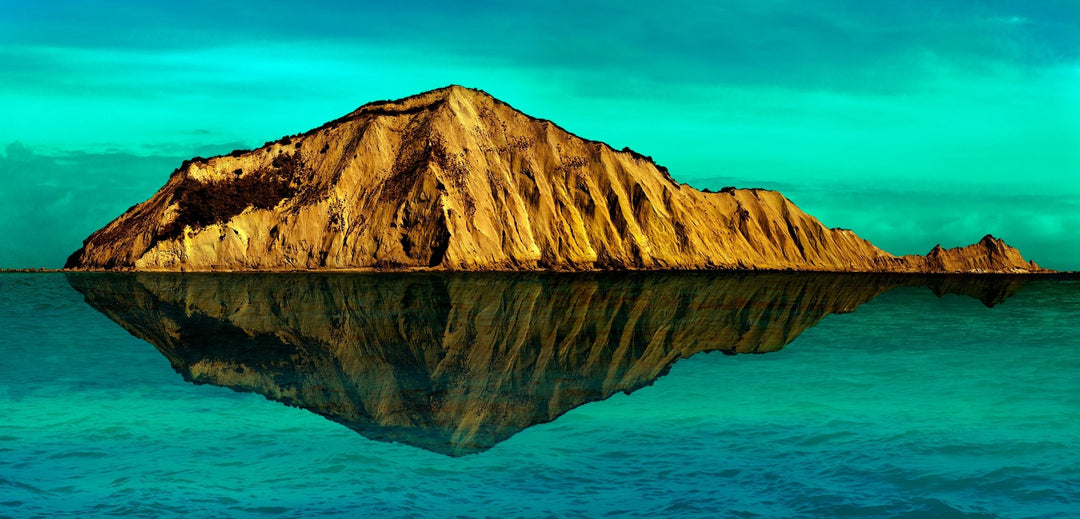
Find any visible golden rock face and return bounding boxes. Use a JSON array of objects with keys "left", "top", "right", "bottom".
[{"left": 65, "top": 86, "right": 1044, "bottom": 273}]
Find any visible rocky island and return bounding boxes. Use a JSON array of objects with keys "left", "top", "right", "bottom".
[{"left": 65, "top": 85, "right": 1044, "bottom": 273}]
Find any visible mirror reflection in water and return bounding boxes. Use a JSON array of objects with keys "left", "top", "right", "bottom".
[{"left": 67, "top": 272, "right": 1025, "bottom": 456}]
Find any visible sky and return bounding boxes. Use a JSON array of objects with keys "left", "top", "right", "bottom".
[{"left": 1, "top": 1, "right": 1077, "bottom": 269}]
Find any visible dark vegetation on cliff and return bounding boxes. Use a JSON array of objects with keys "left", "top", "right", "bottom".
[{"left": 157, "top": 152, "right": 311, "bottom": 241}]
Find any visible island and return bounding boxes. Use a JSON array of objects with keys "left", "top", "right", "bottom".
[{"left": 65, "top": 86, "right": 1045, "bottom": 273}]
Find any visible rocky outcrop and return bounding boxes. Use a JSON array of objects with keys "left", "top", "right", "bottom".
[
  {"left": 67, "top": 272, "right": 1026, "bottom": 455},
  {"left": 906, "top": 235, "right": 1041, "bottom": 273},
  {"left": 65, "top": 86, "right": 1045, "bottom": 273}
]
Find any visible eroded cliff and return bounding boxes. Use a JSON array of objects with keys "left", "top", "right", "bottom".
[{"left": 65, "top": 86, "right": 1044, "bottom": 273}]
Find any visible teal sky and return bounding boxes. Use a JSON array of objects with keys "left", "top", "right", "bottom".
[{"left": 1, "top": 1, "right": 1077, "bottom": 269}]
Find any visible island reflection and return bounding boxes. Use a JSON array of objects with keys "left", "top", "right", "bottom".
[{"left": 67, "top": 272, "right": 1024, "bottom": 456}]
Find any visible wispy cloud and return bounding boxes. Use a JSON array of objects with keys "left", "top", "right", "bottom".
[
  {"left": 0, "top": 143, "right": 192, "bottom": 267},
  {"left": 0, "top": 1, "right": 1076, "bottom": 268}
]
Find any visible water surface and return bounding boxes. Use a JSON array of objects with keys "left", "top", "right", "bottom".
[{"left": 1, "top": 272, "right": 1077, "bottom": 517}]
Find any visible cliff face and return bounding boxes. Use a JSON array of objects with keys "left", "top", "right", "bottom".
[
  {"left": 65, "top": 85, "right": 1044, "bottom": 273},
  {"left": 66, "top": 272, "right": 1026, "bottom": 455}
]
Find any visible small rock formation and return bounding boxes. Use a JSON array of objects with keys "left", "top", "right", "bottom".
[
  {"left": 68, "top": 272, "right": 1024, "bottom": 455},
  {"left": 918, "top": 235, "right": 1041, "bottom": 273},
  {"left": 65, "top": 86, "right": 1045, "bottom": 273}
]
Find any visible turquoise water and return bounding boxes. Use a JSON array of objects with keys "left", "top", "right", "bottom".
[{"left": 1, "top": 273, "right": 1077, "bottom": 518}]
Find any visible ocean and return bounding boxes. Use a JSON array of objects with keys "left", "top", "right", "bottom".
[{"left": 1, "top": 272, "right": 1077, "bottom": 518}]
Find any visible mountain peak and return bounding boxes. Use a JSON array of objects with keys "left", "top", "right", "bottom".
[
  {"left": 431, "top": 83, "right": 487, "bottom": 97},
  {"left": 916, "top": 234, "right": 1040, "bottom": 273},
  {"left": 979, "top": 234, "right": 1003, "bottom": 248},
  {"left": 64, "top": 87, "right": 1047, "bottom": 273},
  {"left": 345, "top": 84, "right": 490, "bottom": 116}
]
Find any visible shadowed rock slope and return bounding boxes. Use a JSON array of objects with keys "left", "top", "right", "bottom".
[
  {"left": 68, "top": 272, "right": 1026, "bottom": 455},
  {"left": 65, "top": 86, "right": 1044, "bottom": 273}
]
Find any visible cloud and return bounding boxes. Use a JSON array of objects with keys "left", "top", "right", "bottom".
[
  {"left": 0, "top": 1, "right": 1076, "bottom": 269},
  {"left": 3, "top": 1, "right": 1077, "bottom": 94},
  {"left": 0, "top": 143, "right": 188, "bottom": 267},
  {"left": 3, "top": 1, "right": 1077, "bottom": 152}
]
